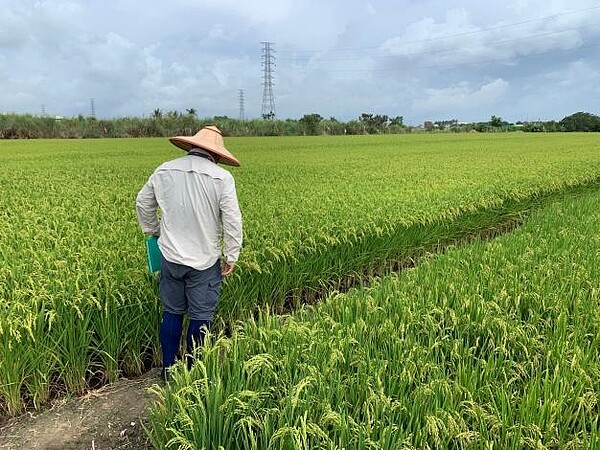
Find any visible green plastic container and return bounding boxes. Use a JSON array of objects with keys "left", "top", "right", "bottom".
[{"left": 145, "top": 235, "right": 162, "bottom": 273}]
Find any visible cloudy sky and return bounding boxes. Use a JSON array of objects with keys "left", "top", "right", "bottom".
[{"left": 1, "top": 0, "right": 599, "bottom": 125}]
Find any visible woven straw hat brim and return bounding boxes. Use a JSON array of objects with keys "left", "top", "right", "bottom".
[{"left": 169, "top": 135, "right": 240, "bottom": 167}]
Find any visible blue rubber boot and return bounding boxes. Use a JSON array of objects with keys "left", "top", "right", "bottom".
[
  {"left": 186, "top": 319, "right": 211, "bottom": 369},
  {"left": 160, "top": 312, "right": 183, "bottom": 381}
]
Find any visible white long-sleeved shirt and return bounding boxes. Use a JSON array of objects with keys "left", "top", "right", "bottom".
[{"left": 136, "top": 152, "right": 243, "bottom": 270}]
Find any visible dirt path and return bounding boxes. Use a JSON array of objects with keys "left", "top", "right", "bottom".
[{"left": 0, "top": 369, "right": 161, "bottom": 450}]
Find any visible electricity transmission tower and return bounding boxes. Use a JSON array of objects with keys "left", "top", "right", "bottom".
[
  {"left": 90, "top": 98, "right": 96, "bottom": 118},
  {"left": 261, "top": 41, "right": 276, "bottom": 120},
  {"left": 238, "top": 89, "right": 246, "bottom": 121}
]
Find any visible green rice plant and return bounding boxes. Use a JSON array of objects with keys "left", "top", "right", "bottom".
[
  {"left": 147, "top": 187, "right": 600, "bottom": 449},
  {"left": 90, "top": 296, "right": 123, "bottom": 384},
  {"left": 0, "top": 297, "right": 53, "bottom": 415},
  {"left": 50, "top": 296, "right": 93, "bottom": 394},
  {"left": 2, "top": 133, "right": 600, "bottom": 417},
  {"left": 0, "top": 139, "right": 160, "bottom": 413},
  {"left": 217, "top": 133, "right": 600, "bottom": 319}
]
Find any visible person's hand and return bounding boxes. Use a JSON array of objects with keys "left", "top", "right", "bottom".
[{"left": 221, "top": 262, "right": 235, "bottom": 277}]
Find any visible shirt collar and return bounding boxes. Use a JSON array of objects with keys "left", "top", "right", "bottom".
[{"left": 188, "top": 147, "right": 216, "bottom": 163}]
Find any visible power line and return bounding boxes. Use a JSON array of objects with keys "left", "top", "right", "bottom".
[
  {"left": 276, "top": 21, "right": 600, "bottom": 74},
  {"left": 278, "top": 5, "right": 600, "bottom": 59}
]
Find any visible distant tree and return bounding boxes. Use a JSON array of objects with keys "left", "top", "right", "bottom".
[
  {"left": 389, "top": 116, "right": 404, "bottom": 127},
  {"left": 560, "top": 112, "right": 600, "bottom": 132},
  {"left": 322, "top": 117, "right": 345, "bottom": 135},
  {"left": 186, "top": 108, "right": 197, "bottom": 117},
  {"left": 299, "top": 113, "right": 323, "bottom": 135},
  {"left": 522, "top": 122, "right": 545, "bottom": 132},
  {"left": 165, "top": 110, "right": 181, "bottom": 119},
  {"left": 344, "top": 120, "right": 363, "bottom": 135},
  {"left": 0, "top": 112, "right": 417, "bottom": 139},
  {"left": 359, "top": 113, "right": 389, "bottom": 133},
  {"left": 434, "top": 119, "right": 459, "bottom": 130},
  {"left": 489, "top": 115, "right": 504, "bottom": 128}
]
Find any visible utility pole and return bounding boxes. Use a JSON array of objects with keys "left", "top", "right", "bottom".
[
  {"left": 261, "top": 41, "right": 276, "bottom": 120},
  {"left": 238, "top": 89, "right": 246, "bottom": 121}
]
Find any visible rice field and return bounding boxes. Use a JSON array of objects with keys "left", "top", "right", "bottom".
[
  {"left": 1, "top": 133, "right": 599, "bottom": 440},
  {"left": 147, "top": 186, "right": 600, "bottom": 449}
]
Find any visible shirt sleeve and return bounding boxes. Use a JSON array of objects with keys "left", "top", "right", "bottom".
[
  {"left": 135, "top": 176, "right": 161, "bottom": 236},
  {"left": 220, "top": 174, "right": 243, "bottom": 265}
]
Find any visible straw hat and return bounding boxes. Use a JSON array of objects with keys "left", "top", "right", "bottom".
[{"left": 169, "top": 126, "right": 240, "bottom": 166}]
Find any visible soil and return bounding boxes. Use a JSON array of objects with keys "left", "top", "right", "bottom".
[{"left": 0, "top": 369, "right": 161, "bottom": 450}]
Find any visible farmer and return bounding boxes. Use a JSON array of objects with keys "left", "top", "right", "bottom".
[{"left": 135, "top": 125, "right": 242, "bottom": 379}]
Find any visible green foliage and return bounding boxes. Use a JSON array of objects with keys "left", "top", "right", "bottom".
[
  {"left": 298, "top": 113, "right": 323, "bottom": 135},
  {"left": 148, "top": 188, "right": 600, "bottom": 448},
  {"left": 489, "top": 115, "right": 505, "bottom": 128},
  {"left": 2, "top": 111, "right": 599, "bottom": 139},
  {"left": 1, "top": 133, "right": 600, "bottom": 418},
  {"left": 560, "top": 111, "right": 600, "bottom": 132},
  {"left": 359, "top": 113, "right": 390, "bottom": 133},
  {"left": 0, "top": 112, "right": 408, "bottom": 139}
]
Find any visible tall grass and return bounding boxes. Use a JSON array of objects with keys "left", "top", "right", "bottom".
[{"left": 147, "top": 188, "right": 600, "bottom": 449}]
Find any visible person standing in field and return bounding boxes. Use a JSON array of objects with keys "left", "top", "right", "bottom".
[{"left": 135, "top": 125, "right": 243, "bottom": 380}]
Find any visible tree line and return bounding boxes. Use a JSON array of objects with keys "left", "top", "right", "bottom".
[
  {"left": 0, "top": 112, "right": 407, "bottom": 139},
  {"left": 0, "top": 111, "right": 598, "bottom": 139},
  {"left": 428, "top": 112, "right": 600, "bottom": 133}
]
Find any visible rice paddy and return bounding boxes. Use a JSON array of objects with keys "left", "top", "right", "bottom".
[
  {"left": 148, "top": 186, "right": 600, "bottom": 449},
  {"left": 0, "top": 133, "right": 599, "bottom": 448}
]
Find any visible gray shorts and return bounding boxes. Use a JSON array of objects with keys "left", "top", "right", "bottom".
[{"left": 159, "top": 257, "right": 223, "bottom": 321}]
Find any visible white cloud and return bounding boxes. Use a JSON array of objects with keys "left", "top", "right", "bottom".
[
  {"left": 415, "top": 79, "right": 509, "bottom": 112},
  {"left": 0, "top": 0, "right": 599, "bottom": 122},
  {"left": 175, "top": 0, "right": 294, "bottom": 25},
  {"left": 381, "top": 3, "right": 600, "bottom": 68},
  {"left": 208, "top": 25, "right": 227, "bottom": 40},
  {"left": 510, "top": 58, "right": 600, "bottom": 121},
  {"left": 554, "top": 60, "right": 600, "bottom": 88},
  {"left": 0, "top": 9, "right": 28, "bottom": 47}
]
